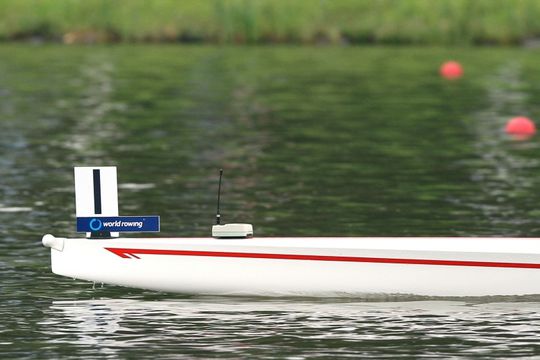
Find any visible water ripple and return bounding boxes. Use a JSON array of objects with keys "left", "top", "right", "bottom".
[{"left": 16, "top": 299, "right": 536, "bottom": 358}]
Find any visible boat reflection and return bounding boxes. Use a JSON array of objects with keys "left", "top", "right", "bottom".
[{"left": 39, "top": 297, "right": 540, "bottom": 357}]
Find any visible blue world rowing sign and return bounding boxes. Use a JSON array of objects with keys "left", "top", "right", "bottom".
[{"left": 77, "top": 216, "right": 160, "bottom": 232}]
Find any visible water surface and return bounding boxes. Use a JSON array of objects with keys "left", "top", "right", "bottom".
[{"left": 2, "top": 45, "right": 540, "bottom": 357}]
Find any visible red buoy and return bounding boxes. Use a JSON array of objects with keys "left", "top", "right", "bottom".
[
  {"left": 440, "top": 61, "right": 463, "bottom": 79},
  {"left": 505, "top": 116, "right": 536, "bottom": 137}
]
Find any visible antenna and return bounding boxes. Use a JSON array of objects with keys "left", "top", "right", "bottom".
[
  {"left": 211, "top": 168, "right": 253, "bottom": 238},
  {"left": 216, "top": 169, "right": 223, "bottom": 225}
]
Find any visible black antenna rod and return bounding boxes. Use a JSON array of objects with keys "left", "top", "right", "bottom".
[{"left": 216, "top": 169, "right": 223, "bottom": 225}]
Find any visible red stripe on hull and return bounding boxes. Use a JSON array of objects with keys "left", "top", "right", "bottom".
[{"left": 104, "top": 247, "right": 540, "bottom": 269}]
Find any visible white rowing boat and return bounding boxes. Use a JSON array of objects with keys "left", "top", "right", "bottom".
[
  {"left": 42, "top": 167, "right": 540, "bottom": 297},
  {"left": 42, "top": 234, "right": 540, "bottom": 296}
]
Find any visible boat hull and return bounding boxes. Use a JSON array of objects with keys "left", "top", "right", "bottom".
[{"left": 43, "top": 235, "right": 540, "bottom": 297}]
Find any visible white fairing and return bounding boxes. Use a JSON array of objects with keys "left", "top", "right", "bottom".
[{"left": 43, "top": 235, "right": 540, "bottom": 297}]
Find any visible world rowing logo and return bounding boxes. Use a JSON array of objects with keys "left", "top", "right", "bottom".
[
  {"left": 76, "top": 216, "right": 160, "bottom": 233},
  {"left": 89, "top": 218, "right": 103, "bottom": 231}
]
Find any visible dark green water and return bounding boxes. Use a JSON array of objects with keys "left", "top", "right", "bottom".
[{"left": 2, "top": 44, "right": 540, "bottom": 358}]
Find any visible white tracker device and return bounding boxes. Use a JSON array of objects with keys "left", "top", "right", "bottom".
[
  {"left": 211, "top": 169, "right": 253, "bottom": 238},
  {"left": 212, "top": 223, "right": 253, "bottom": 238}
]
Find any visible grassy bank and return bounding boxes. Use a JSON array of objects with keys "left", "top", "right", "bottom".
[{"left": 1, "top": 0, "right": 540, "bottom": 45}]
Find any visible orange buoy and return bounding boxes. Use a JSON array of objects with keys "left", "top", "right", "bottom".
[
  {"left": 440, "top": 61, "right": 463, "bottom": 79},
  {"left": 505, "top": 116, "right": 536, "bottom": 137},
  {"left": 504, "top": 116, "right": 536, "bottom": 140}
]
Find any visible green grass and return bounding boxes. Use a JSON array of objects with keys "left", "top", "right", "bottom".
[{"left": 1, "top": 0, "right": 540, "bottom": 45}]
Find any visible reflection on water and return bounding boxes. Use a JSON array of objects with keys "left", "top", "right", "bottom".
[
  {"left": 2, "top": 45, "right": 540, "bottom": 357},
  {"left": 37, "top": 299, "right": 540, "bottom": 358},
  {"left": 462, "top": 62, "right": 540, "bottom": 235},
  {"left": 0, "top": 205, "right": 33, "bottom": 212},
  {"left": 62, "top": 55, "right": 124, "bottom": 156}
]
